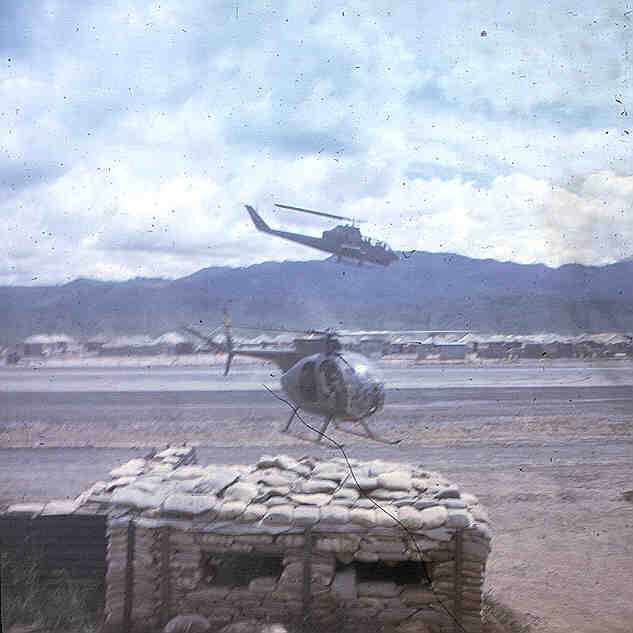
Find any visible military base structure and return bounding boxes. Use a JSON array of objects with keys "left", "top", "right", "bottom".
[
  {"left": 91, "top": 449, "right": 490, "bottom": 632},
  {"left": 3, "top": 447, "right": 491, "bottom": 633},
  {"left": 4, "top": 330, "right": 631, "bottom": 364}
]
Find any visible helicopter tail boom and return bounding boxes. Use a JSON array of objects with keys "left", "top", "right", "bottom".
[{"left": 245, "top": 205, "right": 272, "bottom": 233}]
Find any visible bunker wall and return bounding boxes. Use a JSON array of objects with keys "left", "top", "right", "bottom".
[{"left": 104, "top": 519, "right": 490, "bottom": 633}]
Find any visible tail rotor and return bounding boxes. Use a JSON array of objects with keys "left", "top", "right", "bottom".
[{"left": 223, "top": 312, "right": 236, "bottom": 376}]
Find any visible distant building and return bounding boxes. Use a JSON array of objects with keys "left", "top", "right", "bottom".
[
  {"left": 99, "top": 335, "right": 159, "bottom": 357},
  {"left": 415, "top": 343, "right": 435, "bottom": 360},
  {"left": 154, "top": 331, "right": 195, "bottom": 355},
  {"left": 542, "top": 342, "right": 574, "bottom": 359},
  {"left": 475, "top": 341, "right": 521, "bottom": 359},
  {"left": 22, "top": 333, "right": 77, "bottom": 357},
  {"left": 6, "top": 350, "right": 20, "bottom": 364},
  {"left": 98, "top": 332, "right": 197, "bottom": 356},
  {"left": 519, "top": 343, "right": 546, "bottom": 359},
  {"left": 437, "top": 344, "right": 467, "bottom": 360},
  {"left": 84, "top": 335, "right": 108, "bottom": 353},
  {"left": 359, "top": 338, "right": 387, "bottom": 359}
]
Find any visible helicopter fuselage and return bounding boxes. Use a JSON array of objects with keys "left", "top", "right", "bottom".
[
  {"left": 281, "top": 351, "right": 385, "bottom": 421},
  {"left": 195, "top": 317, "right": 395, "bottom": 442},
  {"left": 245, "top": 205, "right": 398, "bottom": 266}
]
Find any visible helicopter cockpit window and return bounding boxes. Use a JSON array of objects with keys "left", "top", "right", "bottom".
[{"left": 299, "top": 361, "right": 317, "bottom": 401}]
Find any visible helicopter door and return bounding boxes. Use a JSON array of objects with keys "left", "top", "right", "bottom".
[
  {"left": 319, "top": 358, "right": 347, "bottom": 412},
  {"left": 298, "top": 361, "right": 318, "bottom": 402}
]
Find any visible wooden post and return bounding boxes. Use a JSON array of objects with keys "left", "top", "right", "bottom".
[
  {"left": 302, "top": 527, "right": 313, "bottom": 633},
  {"left": 123, "top": 520, "right": 135, "bottom": 633},
  {"left": 25, "top": 517, "right": 33, "bottom": 564},
  {"left": 160, "top": 527, "right": 171, "bottom": 627},
  {"left": 453, "top": 529, "right": 463, "bottom": 633},
  {"left": 1, "top": 552, "right": 8, "bottom": 630}
]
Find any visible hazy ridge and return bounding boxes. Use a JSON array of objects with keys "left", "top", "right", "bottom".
[{"left": 1, "top": 252, "right": 632, "bottom": 343}]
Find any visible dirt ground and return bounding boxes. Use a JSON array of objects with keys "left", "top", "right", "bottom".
[{"left": 1, "top": 361, "right": 632, "bottom": 633}]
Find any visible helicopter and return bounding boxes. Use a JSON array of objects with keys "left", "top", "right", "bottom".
[
  {"left": 245, "top": 203, "right": 399, "bottom": 266},
  {"left": 185, "top": 318, "right": 399, "bottom": 444}
]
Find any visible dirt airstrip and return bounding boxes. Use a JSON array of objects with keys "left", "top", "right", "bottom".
[{"left": 1, "top": 360, "right": 632, "bottom": 633}]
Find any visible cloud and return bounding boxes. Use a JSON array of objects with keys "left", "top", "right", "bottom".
[
  {"left": 359, "top": 170, "right": 633, "bottom": 266},
  {"left": 0, "top": 0, "right": 631, "bottom": 284}
]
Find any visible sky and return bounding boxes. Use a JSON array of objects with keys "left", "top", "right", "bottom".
[{"left": 1, "top": 0, "right": 632, "bottom": 285}]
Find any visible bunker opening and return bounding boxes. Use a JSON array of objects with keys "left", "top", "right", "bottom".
[
  {"left": 202, "top": 552, "right": 283, "bottom": 587},
  {"left": 346, "top": 560, "right": 431, "bottom": 585}
]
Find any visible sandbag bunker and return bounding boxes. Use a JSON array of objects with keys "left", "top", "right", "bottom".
[{"left": 82, "top": 448, "right": 491, "bottom": 633}]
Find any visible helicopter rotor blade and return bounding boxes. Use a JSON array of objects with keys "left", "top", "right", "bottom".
[
  {"left": 274, "top": 203, "right": 366, "bottom": 224},
  {"left": 228, "top": 323, "right": 337, "bottom": 337}
]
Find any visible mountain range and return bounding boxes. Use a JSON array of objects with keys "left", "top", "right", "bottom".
[{"left": 1, "top": 252, "right": 632, "bottom": 344}]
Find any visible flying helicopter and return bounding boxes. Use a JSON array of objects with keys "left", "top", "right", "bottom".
[
  {"left": 184, "top": 318, "right": 398, "bottom": 444},
  {"left": 245, "top": 203, "right": 399, "bottom": 266}
]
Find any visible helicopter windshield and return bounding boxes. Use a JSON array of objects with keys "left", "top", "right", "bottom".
[
  {"left": 334, "top": 352, "right": 385, "bottom": 420},
  {"left": 338, "top": 352, "right": 383, "bottom": 380}
]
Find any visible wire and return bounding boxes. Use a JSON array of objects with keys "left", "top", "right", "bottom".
[{"left": 262, "top": 384, "right": 471, "bottom": 633}]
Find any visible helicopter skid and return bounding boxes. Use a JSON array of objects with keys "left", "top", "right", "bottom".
[
  {"left": 280, "top": 428, "right": 338, "bottom": 445},
  {"left": 280, "top": 414, "right": 336, "bottom": 444},
  {"left": 280, "top": 421, "right": 399, "bottom": 445},
  {"left": 333, "top": 420, "right": 402, "bottom": 445}
]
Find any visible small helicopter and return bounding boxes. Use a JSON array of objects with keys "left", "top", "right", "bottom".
[
  {"left": 245, "top": 203, "right": 399, "bottom": 266},
  {"left": 185, "top": 318, "right": 398, "bottom": 444}
]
